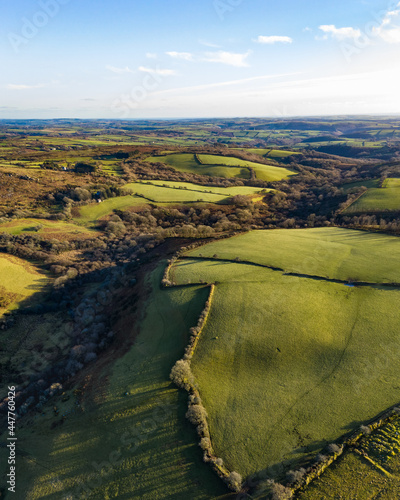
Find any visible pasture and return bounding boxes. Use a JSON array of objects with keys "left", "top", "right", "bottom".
[
  {"left": 0, "top": 254, "right": 49, "bottom": 314},
  {"left": 344, "top": 178, "right": 400, "bottom": 213},
  {"left": 187, "top": 227, "right": 400, "bottom": 283},
  {"left": 74, "top": 181, "right": 268, "bottom": 225},
  {"left": 299, "top": 416, "right": 400, "bottom": 499},
  {"left": 73, "top": 195, "right": 147, "bottom": 225},
  {"left": 2, "top": 265, "right": 228, "bottom": 499},
  {"left": 167, "top": 228, "right": 400, "bottom": 479},
  {"left": 125, "top": 180, "right": 268, "bottom": 203},
  {"left": 145, "top": 153, "right": 249, "bottom": 179},
  {"left": 0, "top": 218, "right": 97, "bottom": 240},
  {"left": 145, "top": 153, "right": 296, "bottom": 182},
  {"left": 240, "top": 148, "right": 301, "bottom": 158},
  {"left": 197, "top": 154, "right": 297, "bottom": 181}
]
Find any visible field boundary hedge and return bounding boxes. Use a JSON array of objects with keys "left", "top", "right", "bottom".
[
  {"left": 261, "top": 405, "right": 400, "bottom": 499},
  {"left": 167, "top": 261, "right": 244, "bottom": 492},
  {"left": 163, "top": 250, "right": 400, "bottom": 498}
]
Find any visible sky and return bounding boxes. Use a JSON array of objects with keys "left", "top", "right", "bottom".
[{"left": 1, "top": 0, "right": 400, "bottom": 119}]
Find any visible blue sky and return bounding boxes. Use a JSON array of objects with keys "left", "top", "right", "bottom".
[{"left": 1, "top": 0, "right": 400, "bottom": 118}]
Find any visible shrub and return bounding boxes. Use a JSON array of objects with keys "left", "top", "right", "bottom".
[
  {"left": 286, "top": 467, "right": 306, "bottom": 484},
  {"left": 360, "top": 425, "right": 371, "bottom": 435},
  {"left": 185, "top": 404, "right": 208, "bottom": 426},
  {"left": 169, "top": 359, "right": 193, "bottom": 389},
  {"left": 268, "top": 480, "right": 293, "bottom": 500},
  {"left": 199, "top": 437, "right": 211, "bottom": 451},
  {"left": 84, "top": 352, "right": 97, "bottom": 364},
  {"left": 225, "top": 471, "right": 243, "bottom": 492},
  {"left": 327, "top": 443, "right": 342, "bottom": 454}
]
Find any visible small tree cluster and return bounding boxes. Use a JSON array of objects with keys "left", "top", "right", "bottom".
[
  {"left": 169, "top": 360, "right": 193, "bottom": 391},
  {"left": 266, "top": 480, "right": 293, "bottom": 500}
]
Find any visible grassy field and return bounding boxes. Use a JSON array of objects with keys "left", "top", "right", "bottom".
[
  {"left": 100, "top": 161, "right": 125, "bottom": 176},
  {"left": 1, "top": 265, "right": 229, "bottom": 499},
  {"left": 197, "top": 154, "right": 297, "bottom": 181},
  {"left": 145, "top": 153, "right": 250, "bottom": 179},
  {"left": 0, "top": 254, "right": 49, "bottom": 315},
  {"left": 171, "top": 254, "right": 400, "bottom": 478},
  {"left": 299, "top": 416, "right": 400, "bottom": 499},
  {"left": 240, "top": 148, "right": 301, "bottom": 158},
  {"left": 187, "top": 227, "right": 400, "bottom": 283},
  {"left": 341, "top": 178, "right": 380, "bottom": 193},
  {"left": 0, "top": 218, "right": 98, "bottom": 240},
  {"left": 344, "top": 178, "right": 400, "bottom": 213},
  {"left": 73, "top": 196, "right": 147, "bottom": 225},
  {"left": 145, "top": 153, "right": 296, "bottom": 182},
  {"left": 75, "top": 182, "right": 269, "bottom": 225},
  {"left": 125, "top": 181, "right": 268, "bottom": 203}
]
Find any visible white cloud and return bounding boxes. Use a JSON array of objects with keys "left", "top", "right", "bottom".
[
  {"left": 138, "top": 66, "right": 176, "bottom": 76},
  {"left": 203, "top": 50, "right": 251, "bottom": 67},
  {"left": 146, "top": 53, "right": 157, "bottom": 59},
  {"left": 126, "top": 68, "right": 400, "bottom": 118},
  {"left": 6, "top": 83, "right": 46, "bottom": 90},
  {"left": 152, "top": 72, "right": 301, "bottom": 95},
  {"left": 106, "top": 65, "right": 133, "bottom": 74},
  {"left": 198, "top": 39, "right": 221, "bottom": 48},
  {"left": 254, "top": 35, "right": 293, "bottom": 44},
  {"left": 166, "top": 51, "right": 193, "bottom": 61},
  {"left": 372, "top": 3, "right": 400, "bottom": 43},
  {"left": 319, "top": 25, "right": 362, "bottom": 40}
]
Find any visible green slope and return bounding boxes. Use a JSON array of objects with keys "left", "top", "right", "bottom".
[
  {"left": 2, "top": 265, "right": 228, "bottom": 499},
  {"left": 171, "top": 258, "right": 400, "bottom": 477},
  {"left": 187, "top": 227, "right": 400, "bottom": 283}
]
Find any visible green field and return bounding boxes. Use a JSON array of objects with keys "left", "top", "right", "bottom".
[
  {"left": 341, "top": 178, "right": 380, "bottom": 193},
  {"left": 74, "top": 196, "right": 147, "bottom": 224},
  {"left": 197, "top": 154, "right": 297, "bottom": 182},
  {"left": 145, "top": 153, "right": 296, "bottom": 182},
  {"left": 0, "top": 218, "right": 97, "bottom": 240},
  {"left": 166, "top": 228, "right": 400, "bottom": 480},
  {"left": 299, "top": 416, "right": 400, "bottom": 499},
  {"left": 100, "top": 160, "right": 125, "bottom": 176},
  {"left": 187, "top": 227, "right": 400, "bottom": 283},
  {"left": 125, "top": 181, "right": 268, "bottom": 203},
  {"left": 145, "top": 153, "right": 250, "bottom": 179},
  {"left": 240, "top": 148, "right": 301, "bottom": 158},
  {"left": 0, "top": 254, "right": 49, "bottom": 315},
  {"left": 0, "top": 265, "right": 229, "bottom": 499},
  {"left": 75, "top": 182, "right": 269, "bottom": 225},
  {"left": 344, "top": 178, "right": 400, "bottom": 213}
]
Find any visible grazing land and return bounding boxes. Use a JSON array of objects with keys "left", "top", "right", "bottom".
[
  {"left": 169, "top": 228, "right": 400, "bottom": 479},
  {"left": 2, "top": 118, "right": 400, "bottom": 499},
  {"left": 244, "top": 148, "right": 302, "bottom": 158},
  {"left": 145, "top": 153, "right": 252, "bottom": 179},
  {"left": 74, "top": 181, "right": 268, "bottom": 225},
  {"left": 299, "top": 415, "right": 400, "bottom": 499},
  {"left": 187, "top": 227, "right": 400, "bottom": 283},
  {"left": 344, "top": 178, "right": 400, "bottom": 214},
  {"left": 146, "top": 153, "right": 296, "bottom": 182},
  {"left": 124, "top": 181, "right": 268, "bottom": 203},
  {"left": 7, "top": 265, "right": 228, "bottom": 500},
  {"left": 73, "top": 195, "right": 151, "bottom": 225},
  {"left": 0, "top": 218, "right": 97, "bottom": 240},
  {"left": 0, "top": 254, "right": 49, "bottom": 314}
]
